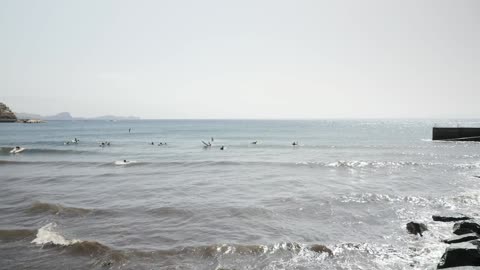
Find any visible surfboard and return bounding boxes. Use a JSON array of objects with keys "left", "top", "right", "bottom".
[
  {"left": 114, "top": 160, "right": 136, "bottom": 165},
  {"left": 10, "top": 147, "right": 25, "bottom": 154}
]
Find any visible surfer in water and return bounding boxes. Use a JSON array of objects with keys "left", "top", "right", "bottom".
[
  {"left": 151, "top": 142, "right": 154, "bottom": 145},
  {"left": 129, "top": 128, "right": 131, "bottom": 133},
  {"left": 292, "top": 141, "right": 298, "bottom": 146},
  {"left": 10, "top": 146, "right": 24, "bottom": 153},
  {"left": 220, "top": 146, "right": 224, "bottom": 150},
  {"left": 251, "top": 141, "right": 257, "bottom": 144}
]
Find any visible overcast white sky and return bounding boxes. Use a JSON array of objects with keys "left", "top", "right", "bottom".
[{"left": 1, "top": 0, "right": 479, "bottom": 119}]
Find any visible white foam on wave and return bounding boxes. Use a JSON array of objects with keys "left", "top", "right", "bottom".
[
  {"left": 454, "top": 162, "right": 480, "bottom": 169},
  {"left": 328, "top": 239, "right": 448, "bottom": 270},
  {"left": 451, "top": 189, "right": 480, "bottom": 210},
  {"left": 262, "top": 244, "right": 329, "bottom": 270},
  {"left": 339, "top": 193, "right": 435, "bottom": 206},
  {"left": 326, "top": 160, "right": 423, "bottom": 169},
  {"left": 260, "top": 239, "right": 447, "bottom": 269},
  {"left": 215, "top": 244, "right": 236, "bottom": 254},
  {"left": 294, "top": 160, "right": 434, "bottom": 169},
  {"left": 31, "top": 223, "right": 80, "bottom": 246},
  {"left": 328, "top": 160, "right": 370, "bottom": 168},
  {"left": 114, "top": 160, "right": 137, "bottom": 166},
  {"left": 340, "top": 192, "right": 397, "bottom": 204},
  {"left": 340, "top": 192, "right": 462, "bottom": 213}
]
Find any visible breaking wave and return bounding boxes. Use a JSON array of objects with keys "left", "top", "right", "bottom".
[
  {"left": 324, "top": 160, "right": 425, "bottom": 168},
  {"left": 339, "top": 192, "right": 460, "bottom": 209},
  {"left": 454, "top": 162, "right": 480, "bottom": 169},
  {"left": 32, "top": 223, "right": 80, "bottom": 246},
  {"left": 16, "top": 222, "right": 453, "bottom": 269},
  {"left": 339, "top": 193, "right": 431, "bottom": 205},
  {"left": 0, "top": 147, "right": 95, "bottom": 155},
  {"left": 30, "top": 223, "right": 124, "bottom": 266},
  {"left": 30, "top": 223, "right": 332, "bottom": 262},
  {"left": 0, "top": 159, "right": 449, "bottom": 170}
]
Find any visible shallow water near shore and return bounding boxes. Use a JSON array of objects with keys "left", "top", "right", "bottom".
[{"left": 1, "top": 119, "right": 480, "bottom": 269}]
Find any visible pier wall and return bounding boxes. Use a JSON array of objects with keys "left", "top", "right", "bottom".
[{"left": 432, "top": 127, "right": 480, "bottom": 141}]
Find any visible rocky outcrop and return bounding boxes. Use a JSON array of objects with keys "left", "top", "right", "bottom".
[
  {"left": 406, "top": 222, "right": 428, "bottom": 236},
  {"left": 435, "top": 219, "right": 480, "bottom": 268},
  {"left": 437, "top": 240, "right": 480, "bottom": 269},
  {"left": 0, "top": 103, "right": 17, "bottom": 122},
  {"left": 433, "top": 215, "right": 471, "bottom": 222},
  {"left": 443, "top": 233, "right": 479, "bottom": 244},
  {"left": 308, "top": 244, "right": 333, "bottom": 256},
  {"left": 453, "top": 222, "right": 480, "bottom": 235}
]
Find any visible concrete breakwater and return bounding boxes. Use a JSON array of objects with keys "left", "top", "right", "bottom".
[{"left": 432, "top": 127, "right": 480, "bottom": 141}]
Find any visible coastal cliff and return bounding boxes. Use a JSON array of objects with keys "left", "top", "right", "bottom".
[{"left": 0, "top": 102, "right": 17, "bottom": 122}]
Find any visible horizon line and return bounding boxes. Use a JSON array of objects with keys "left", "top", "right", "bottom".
[{"left": 43, "top": 117, "right": 480, "bottom": 121}]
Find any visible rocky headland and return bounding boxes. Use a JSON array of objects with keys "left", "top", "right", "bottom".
[
  {"left": 0, "top": 102, "right": 18, "bottom": 122},
  {"left": 0, "top": 102, "right": 45, "bottom": 124},
  {"left": 0, "top": 102, "right": 46, "bottom": 123}
]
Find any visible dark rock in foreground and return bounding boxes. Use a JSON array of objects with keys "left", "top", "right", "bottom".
[
  {"left": 438, "top": 240, "right": 480, "bottom": 269},
  {"left": 433, "top": 215, "right": 471, "bottom": 222},
  {"left": 406, "top": 222, "right": 428, "bottom": 237},
  {"left": 453, "top": 222, "right": 480, "bottom": 235},
  {"left": 443, "top": 233, "right": 479, "bottom": 244},
  {"left": 308, "top": 244, "right": 333, "bottom": 256}
]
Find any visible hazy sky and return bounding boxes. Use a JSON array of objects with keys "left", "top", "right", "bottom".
[{"left": 1, "top": 0, "right": 479, "bottom": 119}]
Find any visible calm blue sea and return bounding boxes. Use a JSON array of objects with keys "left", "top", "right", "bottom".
[{"left": 1, "top": 119, "right": 480, "bottom": 269}]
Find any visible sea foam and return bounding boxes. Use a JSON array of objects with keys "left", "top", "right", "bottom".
[{"left": 31, "top": 223, "right": 80, "bottom": 246}]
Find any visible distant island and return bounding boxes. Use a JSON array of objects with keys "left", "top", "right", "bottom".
[
  {"left": 1, "top": 102, "right": 140, "bottom": 122},
  {"left": 15, "top": 112, "right": 141, "bottom": 121}
]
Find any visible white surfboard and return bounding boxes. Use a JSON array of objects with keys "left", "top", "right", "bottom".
[
  {"left": 10, "top": 147, "right": 25, "bottom": 154},
  {"left": 114, "top": 160, "right": 136, "bottom": 165}
]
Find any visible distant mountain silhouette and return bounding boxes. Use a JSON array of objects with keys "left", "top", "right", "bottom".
[
  {"left": 45, "top": 112, "right": 73, "bottom": 120},
  {"left": 88, "top": 115, "right": 141, "bottom": 120},
  {"left": 15, "top": 111, "right": 140, "bottom": 120}
]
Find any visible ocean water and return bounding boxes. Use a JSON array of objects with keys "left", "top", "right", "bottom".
[{"left": 1, "top": 119, "right": 480, "bottom": 270}]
